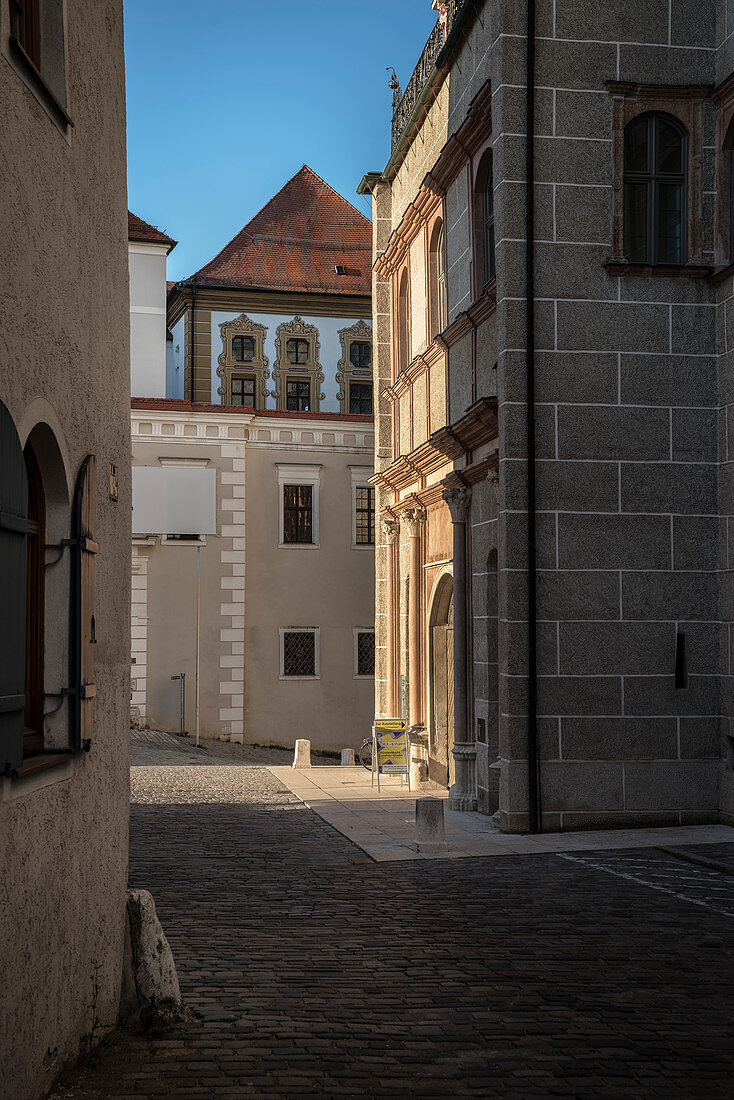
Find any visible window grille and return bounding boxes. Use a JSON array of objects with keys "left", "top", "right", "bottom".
[
  {"left": 355, "top": 486, "right": 375, "bottom": 545},
  {"left": 356, "top": 631, "right": 375, "bottom": 676},
  {"left": 283, "top": 631, "right": 316, "bottom": 676},
  {"left": 283, "top": 484, "right": 313, "bottom": 543},
  {"left": 349, "top": 383, "right": 373, "bottom": 416}
]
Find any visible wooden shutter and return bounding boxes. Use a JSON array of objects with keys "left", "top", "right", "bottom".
[
  {"left": 71, "top": 455, "right": 97, "bottom": 750},
  {"left": 0, "top": 401, "right": 28, "bottom": 772}
]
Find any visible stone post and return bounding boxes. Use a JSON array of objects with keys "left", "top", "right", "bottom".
[
  {"left": 442, "top": 485, "right": 477, "bottom": 811},
  {"left": 403, "top": 506, "right": 425, "bottom": 728},
  {"left": 382, "top": 517, "right": 400, "bottom": 715}
]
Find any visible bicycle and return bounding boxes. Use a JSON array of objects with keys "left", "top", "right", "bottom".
[{"left": 358, "top": 736, "right": 374, "bottom": 771}]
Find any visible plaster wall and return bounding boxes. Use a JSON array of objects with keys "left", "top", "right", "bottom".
[
  {"left": 167, "top": 315, "right": 186, "bottom": 398},
  {"left": 129, "top": 245, "right": 168, "bottom": 398},
  {"left": 0, "top": 0, "right": 131, "bottom": 1095}
]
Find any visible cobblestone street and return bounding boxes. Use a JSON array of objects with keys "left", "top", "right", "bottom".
[{"left": 53, "top": 732, "right": 734, "bottom": 1098}]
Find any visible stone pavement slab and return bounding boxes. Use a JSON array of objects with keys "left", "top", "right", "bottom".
[{"left": 269, "top": 764, "right": 734, "bottom": 861}]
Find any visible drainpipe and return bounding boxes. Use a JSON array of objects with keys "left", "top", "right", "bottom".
[
  {"left": 526, "top": 0, "right": 541, "bottom": 832},
  {"left": 189, "top": 280, "right": 197, "bottom": 405}
]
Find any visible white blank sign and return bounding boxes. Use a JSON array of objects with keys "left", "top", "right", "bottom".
[{"left": 132, "top": 466, "right": 217, "bottom": 535}]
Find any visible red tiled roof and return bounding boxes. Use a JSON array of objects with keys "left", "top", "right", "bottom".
[
  {"left": 166, "top": 280, "right": 176, "bottom": 294},
  {"left": 184, "top": 166, "right": 371, "bottom": 297},
  {"left": 131, "top": 397, "right": 373, "bottom": 424},
  {"left": 128, "top": 211, "right": 177, "bottom": 252}
]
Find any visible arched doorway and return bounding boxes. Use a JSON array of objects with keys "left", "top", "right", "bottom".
[{"left": 429, "top": 572, "right": 454, "bottom": 788}]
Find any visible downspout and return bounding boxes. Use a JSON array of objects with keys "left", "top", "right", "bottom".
[
  {"left": 189, "top": 280, "right": 197, "bottom": 405},
  {"left": 526, "top": 0, "right": 541, "bottom": 832}
]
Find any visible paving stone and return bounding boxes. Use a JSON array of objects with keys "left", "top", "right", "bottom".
[{"left": 50, "top": 734, "right": 734, "bottom": 1098}]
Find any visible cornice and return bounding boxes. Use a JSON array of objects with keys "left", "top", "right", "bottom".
[
  {"left": 430, "top": 396, "right": 498, "bottom": 457},
  {"left": 374, "top": 186, "right": 442, "bottom": 278},
  {"left": 167, "top": 285, "right": 371, "bottom": 329},
  {"left": 712, "top": 70, "right": 734, "bottom": 107},
  {"left": 437, "top": 282, "right": 497, "bottom": 350}
]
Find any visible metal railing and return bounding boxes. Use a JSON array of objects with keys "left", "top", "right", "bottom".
[{"left": 390, "top": 0, "right": 468, "bottom": 151}]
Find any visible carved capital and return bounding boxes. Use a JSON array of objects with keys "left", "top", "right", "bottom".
[
  {"left": 486, "top": 467, "right": 499, "bottom": 506},
  {"left": 403, "top": 507, "right": 426, "bottom": 538},
  {"left": 382, "top": 518, "right": 401, "bottom": 545},
  {"left": 442, "top": 486, "right": 471, "bottom": 523}
]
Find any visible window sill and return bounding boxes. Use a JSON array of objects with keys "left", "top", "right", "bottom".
[
  {"left": 278, "top": 542, "right": 320, "bottom": 550},
  {"left": 353, "top": 674, "right": 375, "bottom": 680},
  {"left": 2, "top": 752, "right": 75, "bottom": 803},
  {"left": 708, "top": 262, "right": 734, "bottom": 286},
  {"left": 279, "top": 675, "right": 320, "bottom": 682},
  {"left": 604, "top": 261, "right": 713, "bottom": 278},
  {"left": 9, "top": 35, "right": 73, "bottom": 131},
  {"left": 351, "top": 543, "right": 375, "bottom": 551}
]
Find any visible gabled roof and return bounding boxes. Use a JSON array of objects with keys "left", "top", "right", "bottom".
[
  {"left": 128, "top": 211, "right": 177, "bottom": 253},
  {"left": 183, "top": 166, "right": 371, "bottom": 297}
]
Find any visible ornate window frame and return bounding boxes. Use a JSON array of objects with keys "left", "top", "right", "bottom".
[
  {"left": 337, "top": 319, "right": 373, "bottom": 414},
  {"left": 606, "top": 82, "right": 710, "bottom": 273},
  {"left": 217, "top": 313, "right": 269, "bottom": 407},
  {"left": 272, "top": 317, "right": 324, "bottom": 412}
]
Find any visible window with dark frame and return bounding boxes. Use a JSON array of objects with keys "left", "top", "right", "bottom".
[
  {"left": 482, "top": 162, "right": 495, "bottom": 285},
  {"left": 24, "top": 445, "right": 45, "bottom": 758},
  {"left": 473, "top": 152, "right": 496, "bottom": 292},
  {"left": 10, "top": 0, "right": 40, "bottom": 67},
  {"left": 286, "top": 379, "right": 311, "bottom": 412},
  {"left": 282, "top": 630, "right": 316, "bottom": 677},
  {"left": 283, "top": 484, "right": 313, "bottom": 544},
  {"left": 624, "top": 113, "right": 687, "bottom": 265},
  {"left": 355, "top": 486, "right": 375, "bottom": 545},
  {"left": 356, "top": 631, "right": 375, "bottom": 677},
  {"left": 286, "top": 338, "right": 309, "bottom": 365},
  {"left": 349, "top": 341, "right": 372, "bottom": 368},
  {"left": 232, "top": 335, "right": 255, "bottom": 363},
  {"left": 436, "top": 222, "right": 447, "bottom": 332},
  {"left": 349, "top": 383, "right": 373, "bottom": 415},
  {"left": 231, "top": 375, "right": 255, "bottom": 407}
]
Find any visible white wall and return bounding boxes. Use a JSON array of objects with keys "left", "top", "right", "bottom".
[
  {"left": 210, "top": 311, "right": 372, "bottom": 411},
  {"left": 167, "top": 314, "right": 185, "bottom": 398},
  {"left": 129, "top": 242, "right": 169, "bottom": 397}
]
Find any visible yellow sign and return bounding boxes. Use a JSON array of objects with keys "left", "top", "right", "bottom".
[{"left": 373, "top": 721, "right": 408, "bottom": 776}]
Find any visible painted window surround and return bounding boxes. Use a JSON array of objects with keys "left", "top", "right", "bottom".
[
  {"left": 217, "top": 313, "right": 270, "bottom": 407},
  {"left": 272, "top": 317, "right": 325, "bottom": 412},
  {"left": 336, "top": 319, "right": 374, "bottom": 414},
  {"left": 276, "top": 462, "right": 322, "bottom": 548}
]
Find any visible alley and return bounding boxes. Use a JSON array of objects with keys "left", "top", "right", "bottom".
[{"left": 54, "top": 732, "right": 734, "bottom": 1098}]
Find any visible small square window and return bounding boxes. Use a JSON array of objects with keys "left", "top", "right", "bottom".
[
  {"left": 349, "top": 383, "right": 372, "bottom": 415},
  {"left": 349, "top": 341, "right": 372, "bottom": 369},
  {"left": 232, "top": 336, "right": 255, "bottom": 363},
  {"left": 286, "top": 338, "right": 309, "bottom": 365},
  {"left": 231, "top": 376, "right": 255, "bottom": 406},
  {"left": 282, "top": 630, "right": 317, "bottom": 677},
  {"left": 355, "top": 631, "right": 375, "bottom": 677},
  {"left": 286, "top": 379, "right": 311, "bottom": 412}
]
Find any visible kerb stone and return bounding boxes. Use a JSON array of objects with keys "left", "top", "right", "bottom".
[
  {"left": 341, "top": 748, "right": 356, "bottom": 766},
  {"left": 415, "top": 797, "right": 449, "bottom": 854},
  {"left": 293, "top": 739, "right": 311, "bottom": 768}
]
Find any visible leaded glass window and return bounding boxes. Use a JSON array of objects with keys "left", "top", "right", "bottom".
[
  {"left": 283, "top": 484, "right": 313, "bottom": 543},
  {"left": 355, "top": 486, "right": 375, "bottom": 545},
  {"left": 356, "top": 631, "right": 375, "bottom": 676},
  {"left": 349, "top": 383, "right": 372, "bottom": 416},
  {"left": 231, "top": 376, "right": 255, "bottom": 406},
  {"left": 232, "top": 335, "right": 255, "bottom": 362},
  {"left": 283, "top": 631, "right": 316, "bottom": 677},
  {"left": 286, "top": 379, "right": 311, "bottom": 412},
  {"left": 286, "top": 338, "right": 309, "bottom": 364},
  {"left": 624, "top": 114, "right": 686, "bottom": 265},
  {"left": 349, "top": 341, "right": 372, "bottom": 368}
]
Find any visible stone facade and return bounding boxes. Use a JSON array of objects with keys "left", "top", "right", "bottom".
[
  {"left": 363, "top": 0, "right": 734, "bottom": 831},
  {"left": 0, "top": 1, "right": 131, "bottom": 1096}
]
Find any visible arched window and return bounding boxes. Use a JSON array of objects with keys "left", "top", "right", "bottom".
[
  {"left": 24, "top": 443, "right": 45, "bottom": 757},
  {"left": 624, "top": 113, "right": 687, "bottom": 265},
  {"left": 474, "top": 151, "right": 496, "bottom": 292},
  {"left": 429, "top": 219, "right": 447, "bottom": 338},
  {"left": 397, "top": 268, "right": 410, "bottom": 372}
]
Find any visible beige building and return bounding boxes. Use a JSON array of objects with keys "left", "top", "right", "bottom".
[
  {"left": 131, "top": 170, "right": 376, "bottom": 750},
  {"left": 0, "top": 1, "right": 131, "bottom": 1096}
]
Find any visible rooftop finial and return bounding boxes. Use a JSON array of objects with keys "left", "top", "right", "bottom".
[{"left": 386, "top": 67, "right": 401, "bottom": 106}]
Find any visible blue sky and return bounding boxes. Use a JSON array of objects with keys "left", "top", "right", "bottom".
[{"left": 124, "top": 1, "right": 437, "bottom": 281}]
